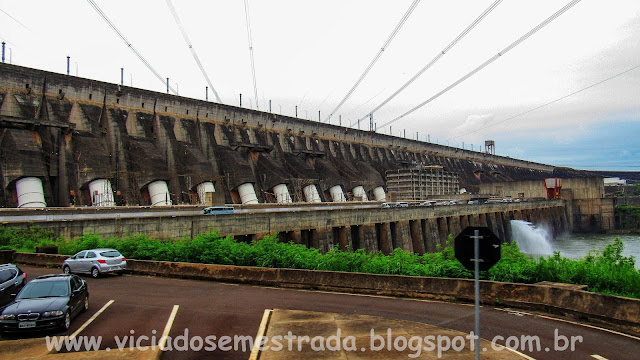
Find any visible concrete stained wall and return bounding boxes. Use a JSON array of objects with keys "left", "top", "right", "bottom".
[
  {"left": 6, "top": 200, "right": 566, "bottom": 254},
  {"left": 479, "top": 178, "right": 613, "bottom": 232},
  {"left": 0, "top": 63, "right": 567, "bottom": 209}
]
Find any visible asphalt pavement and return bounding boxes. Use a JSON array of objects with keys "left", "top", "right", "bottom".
[{"left": 1, "top": 265, "right": 637, "bottom": 360}]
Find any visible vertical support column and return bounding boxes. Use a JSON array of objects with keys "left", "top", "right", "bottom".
[
  {"left": 461, "top": 215, "right": 469, "bottom": 229},
  {"left": 300, "top": 230, "right": 311, "bottom": 248},
  {"left": 424, "top": 218, "right": 439, "bottom": 252},
  {"left": 389, "top": 222, "right": 398, "bottom": 250},
  {"left": 436, "top": 217, "right": 448, "bottom": 248},
  {"left": 449, "top": 216, "right": 462, "bottom": 240},
  {"left": 513, "top": 210, "right": 522, "bottom": 220},
  {"left": 395, "top": 220, "right": 413, "bottom": 252},
  {"left": 478, "top": 213, "right": 490, "bottom": 227},
  {"left": 361, "top": 224, "right": 378, "bottom": 253},
  {"left": 495, "top": 212, "right": 506, "bottom": 242},
  {"left": 376, "top": 223, "right": 392, "bottom": 255},
  {"left": 487, "top": 213, "right": 498, "bottom": 236},
  {"left": 409, "top": 220, "right": 425, "bottom": 255},
  {"left": 501, "top": 212, "right": 512, "bottom": 242},
  {"left": 289, "top": 230, "right": 301, "bottom": 245},
  {"left": 313, "top": 228, "right": 325, "bottom": 252},
  {"left": 338, "top": 226, "right": 349, "bottom": 251}
]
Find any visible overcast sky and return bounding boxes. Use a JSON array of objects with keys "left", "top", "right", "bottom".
[{"left": 1, "top": 0, "right": 638, "bottom": 170}]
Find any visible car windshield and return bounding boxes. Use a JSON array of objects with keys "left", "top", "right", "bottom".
[
  {"left": 17, "top": 280, "right": 69, "bottom": 299},
  {"left": 100, "top": 250, "right": 122, "bottom": 258}
]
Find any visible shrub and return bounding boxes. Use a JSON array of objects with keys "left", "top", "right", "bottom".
[{"left": 2, "top": 226, "right": 638, "bottom": 298}]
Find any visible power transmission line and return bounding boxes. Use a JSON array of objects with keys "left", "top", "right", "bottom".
[
  {"left": 376, "top": 0, "right": 583, "bottom": 130},
  {"left": 166, "top": 0, "right": 222, "bottom": 103},
  {"left": 450, "top": 63, "right": 640, "bottom": 139},
  {"left": 243, "top": 0, "right": 259, "bottom": 109},
  {"left": 324, "top": 0, "right": 421, "bottom": 122},
  {"left": 86, "top": 0, "right": 176, "bottom": 94},
  {"left": 0, "top": 8, "right": 31, "bottom": 31},
  {"left": 357, "top": 0, "right": 502, "bottom": 125}
]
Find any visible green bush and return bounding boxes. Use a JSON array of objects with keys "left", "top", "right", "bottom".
[{"left": 2, "top": 226, "right": 638, "bottom": 298}]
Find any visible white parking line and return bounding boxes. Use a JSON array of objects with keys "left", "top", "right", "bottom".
[
  {"left": 496, "top": 308, "right": 640, "bottom": 341},
  {"left": 591, "top": 355, "right": 608, "bottom": 360},
  {"left": 69, "top": 299, "right": 114, "bottom": 341},
  {"left": 249, "top": 309, "right": 273, "bottom": 360},
  {"left": 48, "top": 299, "right": 114, "bottom": 354},
  {"left": 159, "top": 305, "right": 180, "bottom": 351},
  {"left": 501, "top": 346, "right": 537, "bottom": 360}
]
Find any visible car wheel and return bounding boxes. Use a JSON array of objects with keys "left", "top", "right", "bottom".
[
  {"left": 61, "top": 312, "right": 71, "bottom": 331},
  {"left": 91, "top": 267, "right": 100, "bottom": 278},
  {"left": 82, "top": 296, "right": 89, "bottom": 312},
  {"left": 62, "top": 265, "right": 71, "bottom": 274}
]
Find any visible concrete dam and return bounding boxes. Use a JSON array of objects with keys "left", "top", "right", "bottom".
[{"left": 0, "top": 63, "right": 609, "bottom": 250}]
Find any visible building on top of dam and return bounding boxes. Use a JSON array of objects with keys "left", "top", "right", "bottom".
[{"left": 0, "top": 62, "right": 619, "bottom": 232}]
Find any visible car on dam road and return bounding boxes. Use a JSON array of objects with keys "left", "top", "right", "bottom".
[
  {"left": 62, "top": 249, "right": 127, "bottom": 278},
  {"left": 0, "top": 264, "right": 27, "bottom": 307},
  {"left": 0, "top": 274, "right": 88, "bottom": 334},
  {"left": 202, "top": 206, "right": 235, "bottom": 215}
]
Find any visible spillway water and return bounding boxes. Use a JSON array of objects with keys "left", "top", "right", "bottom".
[{"left": 509, "top": 220, "right": 554, "bottom": 256}]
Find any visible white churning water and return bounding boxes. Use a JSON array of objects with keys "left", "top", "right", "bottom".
[{"left": 510, "top": 220, "right": 554, "bottom": 256}]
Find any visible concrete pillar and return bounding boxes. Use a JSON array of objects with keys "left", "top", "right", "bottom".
[
  {"left": 337, "top": 226, "right": 349, "bottom": 251},
  {"left": 501, "top": 212, "right": 512, "bottom": 243},
  {"left": 495, "top": 212, "right": 506, "bottom": 242},
  {"left": 361, "top": 224, "right": 378, "bottom": 253},
  {"left": 449, "top": 216, "right": 462, "bottom": 241},
  {"left": 376, "top": 223, "right": 392, "bottom": 255},
  {"left": 423, "top": 218, "right": 439, "bottom": 253},
  {"left": 460, "top": 215, "right": 469, "bottom": 230},
  {"left": 469, "top": 214, "right": 481, "bottom": 227},
  {"left": 513, "top": 210, "right": 522, "bottom": 220},
  {"left": 289, "top": 230, "right": 301, "bottom": 245},
  {"left": 487, "top": 213, "right": 498, "bottom": 236},
  {"left": 410, "top": 220, "right": 425, "bottom": 255},
  {"left": 390, "top": 222, "right": 398, "bottom": 250},
  {"left": 395, "top": 220, "right": 413, "bottom": 252},
  {"left": 436, "top": 217, "right": 448, "bottom": 248},
  {"left": 313, "top": 228, "right": 328, "bottom": 252}
]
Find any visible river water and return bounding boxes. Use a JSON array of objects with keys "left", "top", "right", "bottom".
[{"left": 510, "top": 220, "right": 640, "bottom": 268}]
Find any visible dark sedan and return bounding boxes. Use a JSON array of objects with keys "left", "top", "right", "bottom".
[
  {"left": 0, "top": 274, "right": 88, "bottom": 334},
  {"left": 0, "top": 264, "right": 27, "bottom": 307}
]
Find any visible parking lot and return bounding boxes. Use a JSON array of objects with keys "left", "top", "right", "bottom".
[{"left": 1, "top": 264, "right": 638, "bottom": 360}]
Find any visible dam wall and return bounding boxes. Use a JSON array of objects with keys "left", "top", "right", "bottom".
[
  {"left": 0, "top": 63, "right": 562, "bottom": 209},
  {"left": 479, "top": 178, "right": 614, "bottom": 232}
]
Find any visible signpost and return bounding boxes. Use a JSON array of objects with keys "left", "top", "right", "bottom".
[{"left": 455, "top": 226, "right": 502, "bottom": 360}]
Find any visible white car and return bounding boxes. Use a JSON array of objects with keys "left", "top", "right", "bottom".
[{"left": 62, "top": 249, "right": 127, "bottom": 278}]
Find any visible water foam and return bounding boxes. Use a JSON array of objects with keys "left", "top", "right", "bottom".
[{"left": 509, "top": 220, "right": 554, "bottom": 256}]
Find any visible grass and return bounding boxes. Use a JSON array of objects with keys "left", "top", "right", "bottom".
[{"left": 1, "top": 226, "right": 639, "bottom": 299}]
